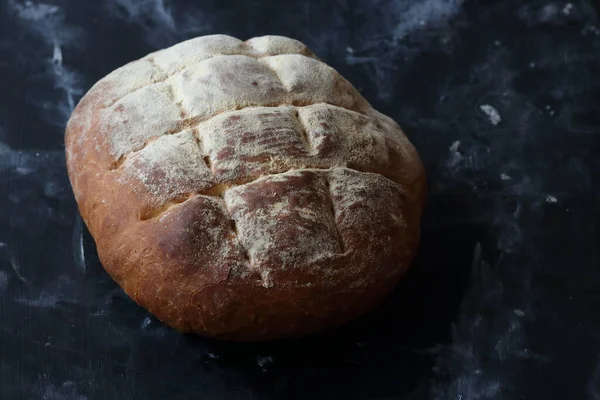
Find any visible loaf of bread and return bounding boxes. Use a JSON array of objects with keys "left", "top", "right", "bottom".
[{"left": 65, "top": 35, "right": 426, "bottom": 341}]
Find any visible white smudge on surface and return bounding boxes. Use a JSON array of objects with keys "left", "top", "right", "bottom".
[
  {"left": 0, "top": 142, "right": 71, "bottom": 231},
  {"left": 449, "top": 140, "right": 461, "bottom": 153},
  {"left": 41, "top": 380, "right": 87, "bottom": 400},
  {"left": 141, "top": 316, "right": 152, "bottom": 329},
  {"left": 432, "top": 308, "right": 535, "bottom": 398},
  {"left": 256, "top": 356, "right": 273, "bottom": 372},
  {"left": 582, "top": 25, "right": 600, "bottom": 36},
  {"left": 0, "top": 242, "right": 27, "bottom": 283},
  {"left": 16, "top": 276, "right": 78, "bottom": 308},
  {"left": 11, "top": 1, "right": 59, "bottom": 20},
  {"left": 105, "top": 0, "right": 211, "bottom": 48},
  {"left": 17, "top": 290, "right": 61, "bottom": 308},
  {"left": 392, "top": 0, "right": 463, "bottom": 40},
  {"left": 562, "top": 3, "right": 574, "bottom": 16},
  {"left": 138, "top": 313, "right": 172, "bottom": 338},
  {"left": 588, "top": 356, "right": 600, "bottom": 400},
  {"left": 0, "top": 271, "right": 8, "bottom": 290},
  {"left": 433, "top": 342, "right": 502, "bottom": 399},
  {"left": 8, "top": 0, "right": 85, "bottom": 125},
  {"left": 344, "top": 0, "right": 463, "bottom": 101},
  {"left": 447, "top": 140, "right": 463, "bottom": 168},
  {"left": 513, "top": 309, "right": 525, "bottom": 317},
  {"left": 72, "top": 215, "right": 86, "bottom": 271},
  {"left": 479, "top": 104, "right": 502, "bottom": 125},
  {"left": 52, "top": 42, "right": 62, "bottom": 65},
  {"left": 545, "top": 194, "right": 558, "bottom": 203},
  {"left": 51, "top": 42, "right": 81, "bottom": 117}
]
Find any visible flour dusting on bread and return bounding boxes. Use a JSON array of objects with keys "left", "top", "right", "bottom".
[{"left": 65, "top": 34, "right": 426, "bottom": 340}]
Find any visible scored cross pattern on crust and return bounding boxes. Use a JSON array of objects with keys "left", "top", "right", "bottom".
[
  {"left": 160, "top": 57, "right": 346, "bottom": 265},
  {"left": 81, "top": 35, "right": 420, "bottom": 280},
  {"left": 104, "top": 52, "right": 306, "bottom": 110},
  {"left": 104, "top": 48, "right": 370, "bottom": 169},
  {"left": 114, "top": 53, "right": 323, "bottom": 170},
  {"left": 66, "top": 35, "right": 425, "bottom": 338}
]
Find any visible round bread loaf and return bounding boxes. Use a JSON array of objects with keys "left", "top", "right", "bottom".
[{"left": 65, "top": 35, "right": 426, "bottom": 341}]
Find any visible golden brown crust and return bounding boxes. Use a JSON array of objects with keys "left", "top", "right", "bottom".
[{"left": 65, "top": 34, "right": 426, "bottom": 340}]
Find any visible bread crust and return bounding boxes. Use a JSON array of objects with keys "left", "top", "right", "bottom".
[{"left": 65, "top": 35, "right": 426, "bottom": 340}]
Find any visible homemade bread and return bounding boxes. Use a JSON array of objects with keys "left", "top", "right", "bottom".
[{"left": 65, "top": 35, "right": 426, "bottom": 341}]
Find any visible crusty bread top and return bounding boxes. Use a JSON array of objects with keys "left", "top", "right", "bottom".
[
  {"left": 69, "top": 35, "right": 424, "bottom": 206},
  {"left": 65, "top": 35, "right": 426, "bottom": 337}
]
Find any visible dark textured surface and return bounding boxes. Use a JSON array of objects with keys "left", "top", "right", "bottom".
[{"left": 0, "top": 0, "right": 599, "bottom": 399}]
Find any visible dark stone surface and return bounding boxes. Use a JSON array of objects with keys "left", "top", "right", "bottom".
[{"left": 0, "top": 0, "right": 599, "bottom": 399}]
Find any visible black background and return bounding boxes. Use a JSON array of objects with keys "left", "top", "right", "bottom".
[{"left": 1, "top": 0, "right": 599, "bottom": 399}]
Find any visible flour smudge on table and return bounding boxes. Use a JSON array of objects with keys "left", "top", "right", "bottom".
[
  {"left": 0, "top": 241, "right": 27, "bottom": 284},
  {"left": 345, "top": 0, "right": 463, "bottom": 101},
  {"left": 424, "top": 2, "right": 600, "bottom": 398},
  {"left": 38, "top": 380, "right": 88, "bottom": 400},
  {"left": 0, "top": 141, "right": 82, "bottom": 320},
  {"left": 0, "top": 143, "right": 70, "bottom": 231},
  {"left": 0, "top": 270, "right": 8, "bottom": 291},
  {"left": 8, "top": 0, "right": 85, "bottom": 127},
  {"left": 589, "top": 357, "right": 600, "bottom": 400},
  {"left": 105, "top": 0, "right": 211, "bottom": 48}
]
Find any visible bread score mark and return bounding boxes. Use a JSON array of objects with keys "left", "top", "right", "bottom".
[
  {"left": 108, "top": 101, "right": 366, "bottom": 172},
  {"left": 104, "top": 52, "right": 320, "bottom": 110}
]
